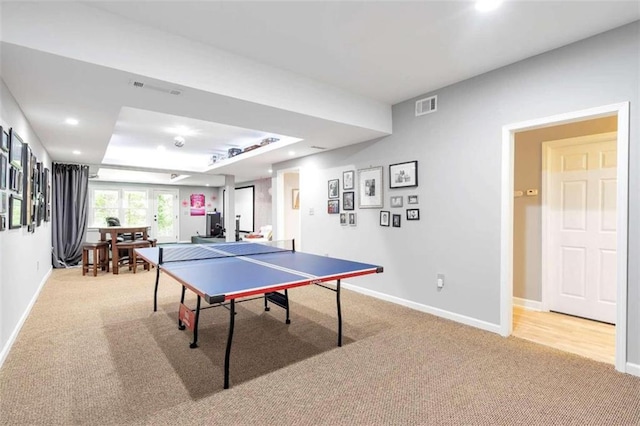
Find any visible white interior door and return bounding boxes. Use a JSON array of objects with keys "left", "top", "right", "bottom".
[
  {"left": 151, "top": 189, "right": 178, "bottom": 243},
  {"left": 545, "top": 133, "right": 617, "bottom": 323}
]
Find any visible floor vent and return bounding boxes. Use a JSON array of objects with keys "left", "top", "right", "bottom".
[{"left": 415, "top": 95, "right": 437, "bottom": 116}]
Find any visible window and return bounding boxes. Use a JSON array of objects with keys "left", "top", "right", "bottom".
[{"left": 89, "top": 187, "right": 149, "bottom": 228}]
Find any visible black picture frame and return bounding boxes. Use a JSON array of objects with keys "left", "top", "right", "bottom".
[
  {"left": 406, "top": 208, "right": 420, "bottom": 220},
  {"left": 389, "top": 160, "right": 418, "bottom": 189},
  {"left": 327, "top": 199, "right": 339, "bottom": 214},
  {"left": 0, "top": 192, "right": 6, "bottom": 214},
  {"left": 348, "top": 212, "right": 357, "bottom": 226},
  {"left": 392, "top": 214, "right": 401, "bottom": 228},
  {"left": 9, "top": 129, "right": 23, "bottom": 169},
  {"left": 340, "top": 212, "right": 347, "bottom": 225},
  {"left": 343, "top": 170, "right": 354, "bottom": 190},
  {"left": 380, "top": 210, "right": 390, "bottom": 226},
  {"left": 1, "top": 126, "right": 9, "bottom": 152},
  {"left": 328, "top": 179, "right": 339, "bottom": 199},
  {"left": 0, "top": 154, "right": 6, "bottom": 190},
  {"left": 343, "top": 191, "right": 354, "bottom": 210},
  {"left": 0, "top": 215, "right": 5, "bottom": 231},
  {"left": 9, "top": 195, "right": 22, "bottom": 229}
]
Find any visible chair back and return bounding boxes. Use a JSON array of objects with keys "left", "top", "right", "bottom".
[{"left": 106, "top": 217, "right": 121, "bottom": 227}]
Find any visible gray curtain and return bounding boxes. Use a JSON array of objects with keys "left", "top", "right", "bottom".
[{"left": 52, "top": 163, "right": 89, "bottom": 268}]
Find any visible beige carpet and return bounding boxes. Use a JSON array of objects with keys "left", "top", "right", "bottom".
[{"left": 1, "top": 267, "right": 639, "bottom": 425}]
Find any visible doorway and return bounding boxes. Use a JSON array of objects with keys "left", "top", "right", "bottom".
[
  {"left": 150, "top": 189, "right": 178, "bottom": 243},
  {"left": 276, "top": 168, "right": 301, "bottom": 247},
  {"left": 501, "top": 102, "right": 629, "bottom": 373}
]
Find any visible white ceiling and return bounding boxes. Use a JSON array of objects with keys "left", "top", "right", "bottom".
[{"left": 1, "top": 1, "right": 638, "bottom": 186}]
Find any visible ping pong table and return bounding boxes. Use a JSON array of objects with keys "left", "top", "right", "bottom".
[{"left": 135, "top": 240, "right": 383, "bottom": 389}]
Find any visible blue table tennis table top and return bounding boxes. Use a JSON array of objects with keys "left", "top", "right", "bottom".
[{"left": 135, "top": 242, "right": 382, "bottom": 303}]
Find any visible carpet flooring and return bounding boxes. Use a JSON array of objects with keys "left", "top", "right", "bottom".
[{"left": 1, "top": 267, "right": 639, "bottom": 425}]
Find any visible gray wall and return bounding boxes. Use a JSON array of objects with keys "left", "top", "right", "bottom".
[
  {"left": 0, "top": 79, "right": 52, "bottom": 363},
  {"left": 274, "top": 22, "right": 639, "bottom": 365}
]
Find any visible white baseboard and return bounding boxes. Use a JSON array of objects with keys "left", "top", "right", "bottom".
[
  {"left": 625, "top": 362, "right": 640, "bottom": 378},
  {"left": 342, "top": 282, "right": 501, "bottom": 335},
  {"left": 0, "top": 267, "right": 52, "bottom": 368},
  {"left": 513, "top": 297, "right": 542, "bottom": 311}
]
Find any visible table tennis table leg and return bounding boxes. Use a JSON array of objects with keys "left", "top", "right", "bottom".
[
  {"left": 224, "top": 299, "right": 235, "bottom": 389},
  {"left": 337, "top": 279, "right": 342, "bottom": 347},
  {"left": 153, "top": 265, "right": 160, "bottom": 312},
  {"left": 190, "top": 296, "right": 201, "bottom": 349},
  {"left": 178, "top": 286, "right": 186, "bottom": 330}
]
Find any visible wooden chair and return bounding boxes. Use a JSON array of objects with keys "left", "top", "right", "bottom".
[
  {"left": 82, "top": 241, "right": 110, "bottom": 276},
  {"left": 114, "top": 239, "right": 152, "bottom": 273}
]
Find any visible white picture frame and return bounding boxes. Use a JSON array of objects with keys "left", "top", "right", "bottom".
[{"left": 358, "top": 166, "right": 383, "bottom": 208}]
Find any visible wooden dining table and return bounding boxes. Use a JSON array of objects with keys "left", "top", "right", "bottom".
[{"left": 98, "top": 225, "right": 150, "bottom": 274}]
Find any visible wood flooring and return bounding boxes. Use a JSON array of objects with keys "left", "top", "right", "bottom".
[{"left": 512, "top": 306, "right": 615, "bottom": 365}]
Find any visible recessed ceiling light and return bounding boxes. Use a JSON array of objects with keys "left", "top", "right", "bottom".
[
  {"left": 65, "top": 118, "right": 79, "bottom": 126},
  {"left": 72, "top": 150, "right": 81, "bottom": 155},
  {"left": 288, "top": 151, "right": 295, "bottom": 156},
  {"left": 166, "top": 126, "right": 194, "bottom": 136},
  {"left": 205, "top": 184, "right": 210, "bottom": 187},
  {"left": 157, "top": 145, "right": 166, "bottom": 151},
  {"left": 475, "top": 0, "right": 503, "bottom": 12},
  {"left": 268, "top": 169, "right": 273, "bottom": 173}
]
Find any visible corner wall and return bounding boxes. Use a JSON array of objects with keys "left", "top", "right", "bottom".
[{"left": 273, "top": 22, "right": 639, "bottom": 366}]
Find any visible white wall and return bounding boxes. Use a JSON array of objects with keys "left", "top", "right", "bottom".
[
  {"left": 274, "top": 22, "right": 640, "bottom": 365},
  {"left": 0, "top": 79, "right": 52, "bottom": 365}
]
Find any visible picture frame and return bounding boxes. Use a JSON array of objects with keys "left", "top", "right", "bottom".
[
  {"left": 1, "top": 126, "right": 8, "bottom": 152},
  {"left": 380, "top": 210, "right": 390, "bottom": 227},
  {"left": 0, "top": 192, "right": 6, "bottom": 213},
  {"left": 292, "top": 188, "right": 300, "bottom": 209},
  {"left": 9, "top": 129, "right": 23, "bottom": 169},
  {"left": 43, "top": 168, "right": 50, "bottom": 222},
  {"left": 358, "top": 166, "right": 383, "bottom": 208},
  {"left": 408, "top": 195, "right": 419, "bottom": 204},
  {"left": 0, "top": 215, "right": 5, "bottom": 231},
  {"left": 406, "top": 208, "right": 420, "bottom": 220},
  {"left": 328, "top": 179, "right": 339, "bottom": 199},
  {"left": 343, "top": 191, "right": 355, "bottom": 210},
  {"left": 340, "top": 212, "right": 347, "bottom": 225},
  {"left": 392, "top": 214, "right": 401, "bottom": 228},
  {"left": 0, "top": 154, "right": 6, "bottom": 190},
  {"left": 390, "top": 196, "right": 403, "bottom": 208},
  {"left": 327, "top": 199, "right": 340, "bottom": 214},
  {"left": 9, "top": 194, "right": 22, "bottom": 229},
  {"left": 389, "top": 160, "right": 418, "bottom": 189},
  {"left": 348, "top": 212, "right": 357, "bottom": 226},
  {"left": 343, "top": 170, "right": 355, "bottom": 190}
]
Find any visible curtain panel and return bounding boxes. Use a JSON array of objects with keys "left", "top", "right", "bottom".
[{"left": 52, "top": 163, "right": 89, "bottom": 268}]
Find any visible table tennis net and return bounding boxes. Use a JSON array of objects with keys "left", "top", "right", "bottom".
[{"left": 158, "top": 240, "right": 294, "bottom": 264}]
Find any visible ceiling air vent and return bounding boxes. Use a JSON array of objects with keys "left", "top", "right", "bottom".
[
  {"left": 129, "top": 80, "right": 182, "bottom": 96},
  {"left": 415, "top": 95, "right": 437, "bottom": 117},
  {"left": 310, "top": 146, "right": 327, "bottom": 150}
]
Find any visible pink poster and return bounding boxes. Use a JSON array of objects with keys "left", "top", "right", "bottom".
[{"left": 190, "top": 193, "right": 205, "bottom": 216}]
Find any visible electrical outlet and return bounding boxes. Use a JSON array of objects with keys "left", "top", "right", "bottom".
[{"left": 437, "top": 273, "right": 445, "bottom": 289}]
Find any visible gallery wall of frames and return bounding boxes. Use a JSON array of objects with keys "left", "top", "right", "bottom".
[{"left": 0, "top": 125, "right": 50, "bottom": 232}]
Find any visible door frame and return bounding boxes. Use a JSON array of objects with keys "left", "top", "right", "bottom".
[
  {"left": 275, "top": 167, "right": 301, "bottom": 246},
  {"left": 541, "top": 132, "right": 618, "bottom": 318},
  {"left": 500, "top": 102, "right": 629, "bottom": 373},
  {"left": 150, "top": 188, "right": 179, "bottom": 243}
]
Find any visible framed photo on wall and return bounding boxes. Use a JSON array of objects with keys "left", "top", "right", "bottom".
[
  {"left": 389, "top": 161, "right": 418, "bottom": 189},
  {"left": 340, "top": 212, "right": 347, "bottom": 225},
  {"left": 343, "top": 170, "right": 355, "bottom": 190},
  {"left": 328, "top": 179, "right": 339, "bottom": 199},
  {"left": 0, "top": 126, "right": 8, "bottom": 152},
  {"left": 9, "top": 194, "right": 22, "bottom": 229},
  {"left": 343, "top": 191, "right": 354, "bottom": 210},
  {"left": 358, "top": 166, "right": 383, "bottom": 208},
  {"left": 9, "top": 129, "right": 23, "bottom": 169},
  {"left": 392, "top": 214, "right": 401, "bottom": 228},
  {"left": 348, "top": 212, "right": 357, "bottom": 226},
  {"left": 327, "top": 199, "right": 340, "bottom": 214},
  {"left": 406, "top": 208, "right": 420, "bottom": 220},
  {"left": 380, "top": 210, "right": 390, "bottom": 227},
  {"left": 390, "top": 196, "right": 403, "bottom": 208},
  {"left": 0, "top": 154, "right": 6, "bottom": 190}
]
